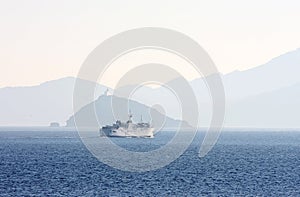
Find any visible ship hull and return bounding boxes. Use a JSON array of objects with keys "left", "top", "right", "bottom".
[{"left": 109, "top": 127, "right": 154, "bottom": 138}]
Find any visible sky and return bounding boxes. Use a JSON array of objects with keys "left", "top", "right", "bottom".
[{"left": 1, "top": 0, "right": 300, "bottom": 88}]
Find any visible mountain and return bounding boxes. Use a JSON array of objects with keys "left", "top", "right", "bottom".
[
  {"left": 191, "top": 48, "right": 300, "bottom": 100},
  {"left": 66, "top": 95, "right": 189, "bottom": 129},
  {"left": 129, "top": 48, "right": 299, "bottom": 105},
  {"left": 0, "top": 77, "right": 108, "bottom": 126},
  {"left": 225, "top": 82, "right": 300, "bottom": 128},
  {"left": 0, "top": 76, "right": 185, "bottom": 128},
  {"left": 1, "top": 48, "right": 300, "bottom": 128},
  {"left": 124, "top": 48, "right": 300, "bottom": 126}
]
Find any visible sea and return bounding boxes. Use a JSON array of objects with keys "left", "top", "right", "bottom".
[{"left": 1, "top": 128, "right": 300, "bottom": 196}]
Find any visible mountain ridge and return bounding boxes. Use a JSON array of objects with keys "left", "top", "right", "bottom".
[{"left": 0, "top": 48, "right": 299, "bottom": 127}]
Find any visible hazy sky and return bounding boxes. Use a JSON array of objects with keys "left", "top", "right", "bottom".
[{"left": 1, "top": 0, "right": 300, "bottom": 87}]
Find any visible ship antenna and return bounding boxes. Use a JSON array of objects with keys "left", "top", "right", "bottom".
[{"left": 140, "top": 115, "right": 143, "bottom": 122}]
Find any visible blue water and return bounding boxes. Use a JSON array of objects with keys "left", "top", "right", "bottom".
[{"left": 1, "top": 130, "right": 300, "bottom": 196}]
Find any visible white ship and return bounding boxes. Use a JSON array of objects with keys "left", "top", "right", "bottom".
[{"left": 100, "top": 113, "right": 154, "bottom": 138}]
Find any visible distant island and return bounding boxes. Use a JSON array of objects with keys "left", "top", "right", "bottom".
[
  {"left": 49, "top": 122, "right": 60, "bottom": 127},
  {"left": 66, "top": 94, "right": 188, "bottom": 129}
]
